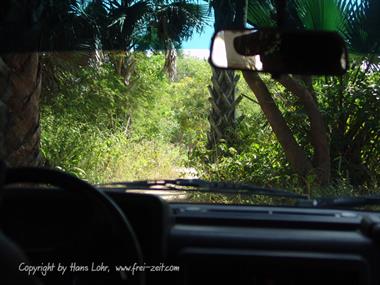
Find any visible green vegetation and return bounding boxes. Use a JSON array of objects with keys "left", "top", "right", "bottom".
[
  {"left": 193, "top": 67, "right": 380, "bottom": 197},
  {"left": 40, "top": 53, "right": 210, "bottom": 183},
  {"left": 242, "top": 0, "right": 380, "bottom": 188},
  {"left": 40, "top": 52, "right": 379, "bottom": 201},
  {"left": 1, "top": 0, "right": 378, "bottom": 205}
]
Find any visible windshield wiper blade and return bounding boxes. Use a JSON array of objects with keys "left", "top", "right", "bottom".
[
  {"left": 98, "top": 179, "right": 307, "bottom": 200},
  {"left": 297, "top": 195, "right": 380, "bottom": 208}
]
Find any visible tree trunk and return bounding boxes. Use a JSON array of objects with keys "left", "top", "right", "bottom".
[
  {"left": 277, "top": 75, "right": 331, "bottom": 185},
  {"left": 208, "top": 0, "right": 247, "bottom": 150},
  {"left": 110, "top": 51, "right": 136, "bottom": 86},
  {"left": 208, "top": 69, "right": 240, "bottom": 147},
  {"left": 0, "top": 53, "right": 42, "bottom": 167},
  {"left": 164, "top": 45, "right": 177, "bottom": 82},
  {"left": 243, "top": 71, "right": 314, "bottom": 182}
]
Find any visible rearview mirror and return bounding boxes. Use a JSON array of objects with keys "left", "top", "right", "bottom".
[{"left": 210, "top": 29, "right": 348, "bottom": 76}]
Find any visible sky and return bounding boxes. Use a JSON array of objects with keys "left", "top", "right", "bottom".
[
  {"left": 181, "top": 21, "right": 214, "bottom": 59},
  {"left": 183, "top": 24, "right": 214, "bottom": 49}
]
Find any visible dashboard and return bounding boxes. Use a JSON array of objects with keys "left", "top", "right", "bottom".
[
  {"left": 169, "top": 203, "right": 377, "bottom": 285},
  {"left": 1, "top": 187, "right": 380, "bottom": 284}
]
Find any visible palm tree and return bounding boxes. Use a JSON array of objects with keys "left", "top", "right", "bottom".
[
  {"left": 72, "top": 1, "right": 208, "bottom": 80},
  {"left": 68, "top": 0, "right": 151, "bottom": 70},
  {"left": 0, "top": 0, "right": 90, "bottom": 166},
  {"left": 0, "top": 53, "right": 42, "bottom": 167},
  {"left": 0, "top": 0, "right": 44, "bottom": 167},
  {"left": 207, "top": 0, "right": 247, "bottom": 153},
  {"left": 243, "top": 0, "right": 380, "bottom": 187},
  {"left": 135, "top": 1, "right": 209, "bottom": 81}
]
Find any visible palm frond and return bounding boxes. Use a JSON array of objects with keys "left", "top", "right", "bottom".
[
  {"left": 347, "top": 0, "right": 380, "bottom": 55},
  {"left": 292, "top": 0, "right": 348, "bottom": 36},
  {"left": 137, "top": 0, "right": 210, "bottom": 50},
  {"left": 247, "top": 0, "right": 277, "bottom": 28}
]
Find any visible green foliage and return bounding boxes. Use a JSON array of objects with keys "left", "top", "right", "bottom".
[
  {"left": 190, "top": 63, "right": 380, "bottom": 196},
  {"left": 41, "top": 114, "right": 186, "bottom": 182},
  {"left": 41, "top": 50, "right": 379, "bottom": 202},
  {"left": 189, "top": 73, "right": 298, "bottom": 189},
  {"left": 40, "top": 53, "right": 210, "bottom": 183},
  {"left": 316, "top": 64, "right": 380, "bottom": 186},
  {"left": 247, "top": 0, "right": 276, "bottom": 27},
  {"left": 43, "top": 62, "right": 132, "bottom": 130},
  {"left": 136, "top": 1, "right": 210, "bottom": 51},
  {"left": 125, "top": 53, "right": 211, "bottom": 144},
  {"left": 247, "top": 0, "right": 380, "bottom": 54},
  {"left": 66, "top": 0, "right": 209, "bottom": 52},
  {"left": 241, "top": 0, "right": 380, "bottom": 193},
  {"left": 292, "top": 0, "right": 348, "bottom": 34},
  {"left": 170, "top": 57, "right": 211, "bottom": 148}
]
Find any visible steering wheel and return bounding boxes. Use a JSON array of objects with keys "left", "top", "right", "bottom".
[{"left": 1, "top": 167, "right": 145, "bottom": 285}]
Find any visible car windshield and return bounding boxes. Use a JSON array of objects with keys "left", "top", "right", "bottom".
[{"left": 0, "top": 0, "right": 379, "bottom": 207}]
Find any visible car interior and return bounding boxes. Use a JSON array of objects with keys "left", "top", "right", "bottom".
[
  {"left": 1, "top": 0, "right": 379, "bottom": 285},
  {"left": 1, "top": 166, "right": 380, "bottom": 285}
]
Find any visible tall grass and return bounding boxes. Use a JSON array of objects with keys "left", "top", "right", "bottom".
[{"left": 41, "top": 113, "right": 186, "bottom": 183}]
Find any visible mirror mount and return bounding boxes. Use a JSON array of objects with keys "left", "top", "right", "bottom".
[{"left": 275, "top": 0, "right": 287, "bottom": 28}]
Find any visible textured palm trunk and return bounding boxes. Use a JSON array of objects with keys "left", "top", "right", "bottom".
[
  {"left": 207, "top": 68, "right": 240, "bottom": 148},
  {"left": 164, "top": 46, "right": 177, "bottom": 82},
  {"left": 207, "top": 0, "right": 247, "bottom": 151},
  {"left": 0, "top": 53, "right": 42, "bottom": 167}
]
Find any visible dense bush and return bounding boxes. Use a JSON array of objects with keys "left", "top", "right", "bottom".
[
  {"left": 40, "top": 53, "right": 210, "bottom": 183},
  {"left": 190, "top": 79, "right": 300, "bottom": 190},
  {"left": 191, "top": 67, "right": 380, "bottom": 196},
  {"left": 318, "top": 67, "right": 380, "bottom": 186},
  {"left": 41, "top": 115, "right": 186, "bottom": 182}
]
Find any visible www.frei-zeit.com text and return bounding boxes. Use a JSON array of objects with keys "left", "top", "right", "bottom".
[{"left": 19, "top": 262, "right": 180, "bottom": 276}]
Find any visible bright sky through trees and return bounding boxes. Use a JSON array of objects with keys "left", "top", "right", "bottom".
[{"left": 181, "top": 8, "right": 214, "bottom": 59}]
